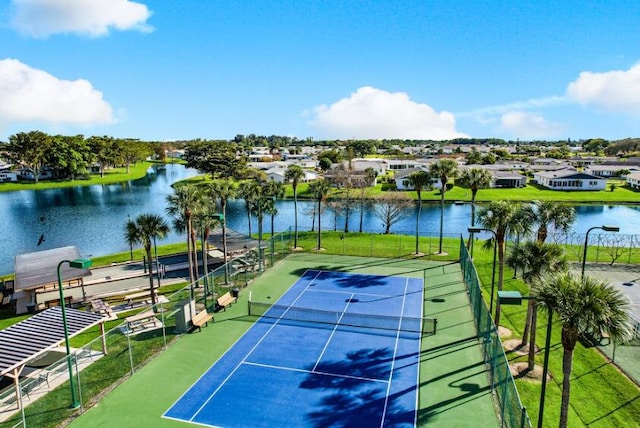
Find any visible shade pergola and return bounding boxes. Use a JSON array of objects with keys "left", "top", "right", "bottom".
[
  {"left": 206, "top": 227, "right": 261, "bottom": 254},
  {"left": 0, "top": 307, "right": 106, "bottom": 407}
]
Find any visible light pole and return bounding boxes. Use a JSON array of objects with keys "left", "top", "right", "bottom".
[
  {"left": 498, "top": 291, "right": 550, "bottom": 428},
  {"left": 581, "top": 225, "right": 619, "bottom": 280},
  {"left": 469, "top": 227, "right": 498, "bottom": 317},
  {"left": 57, "top": 258, "right": 92, "bottom": 409}
]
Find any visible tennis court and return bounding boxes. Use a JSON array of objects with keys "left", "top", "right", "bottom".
[{"left": 164, "top": 269, "right": 432, "bottom": 427}]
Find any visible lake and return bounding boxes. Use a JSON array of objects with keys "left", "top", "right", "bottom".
[{"left": 1, "top": 164, "right": 639, "bottom": 275}]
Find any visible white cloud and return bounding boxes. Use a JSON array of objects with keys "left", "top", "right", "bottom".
[
  {"left": 10, "top": 0, "right": 152, "bottom": 38},
  {"left": 567, "top": 63, "right": 640, "bottom": 115},
  {"left": 0, "top": 58, "right": 115, "bottom": 127},
  {"left": 308, "top": 86, "right": 467, "bottom": 140},
  {"left": 499, "top": 111, "right": 563, "bottom": 139}
]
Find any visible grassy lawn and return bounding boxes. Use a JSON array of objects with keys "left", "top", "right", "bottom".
[
  {"left": 470, "top": 245, "right": 640, "bottom": 427},
  {"left": 2, "top": 233, "right": 639, "bottom": 427},
  {"left": 0, "top": 161, "right": 153, "bottom": 192}
]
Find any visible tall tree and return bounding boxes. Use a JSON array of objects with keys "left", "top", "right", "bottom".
[
  {"left": 477, "top": 201, "right": 532, "bottom": 325},
  {"left": 532, "top": 201, "right": 576, "bottom": 243},
  {"left": 184, "top": 140, "right": 246, "bottom": 179},
  {"left": 407, "top": 170, "right": 432, "bottom": 254},
  {"left": 374, "top": 192, "right": 413, "bottom": 234},
  {"left": 209, "top": 179, "right": 237, "bottom": 283},
  {"left": 124, "top": 213, "right": 170, "bottom": 306},
  {"left": 237, "top": 180, "right": 261, "bottom": 236},
  {"left": 166, "top": 184, "right": 201, "bottom": 284},
  {"left": 264, "top": 180, "right": 285, "bottom": 262},
  {"left": 285, "top": 165, "right": 304, "bottom": 249},
  {"left": 7, "top": 131, "right": 51, "bottom": 182},
  {"left": 532, "top": 272, "right": 632, "bottom": 428},
  {"left": 429, "top": 159, "right": 458, "bottom": 254},
  {"left": 457, "top": 167, "right": 493, "bottom": 226},
  {"left": 509, "top": 241, "right": 567, "bottom": 370},
  {"left": 308, "top": 179, "right": 331, "bottom": 250}
]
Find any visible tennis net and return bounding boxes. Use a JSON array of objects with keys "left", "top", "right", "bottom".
[{"left": 248, "top": 300, "right": 437, "bottom": 335}]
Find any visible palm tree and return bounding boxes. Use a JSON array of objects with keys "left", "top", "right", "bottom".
[
  {"left": 512, "top": 241, "right": 567, "bottom": 370},
  {"left": 264, "top": 180, "right": 285, "bottom": 264},
  {"left": 237, "top": 180, "right": 260, "bottom": 236},
  {"left": 308, "top": 179, "right": 331, "bottom": 250},
  {"left": 532, "top": 201, "right": 576, "bottom": 243},
  {"left": 457, "top": 167, "right": 493, "bottom": 226},
  {"left": 285, "top": 165, "right": 304, "bottom": 249},
  {"left": 532, "top": 272, "right": 632, "bottom": 428},
  {"left": 429, "top": 159, "right": 458, "bottom": 254},
  {"left": 477, "top": 201, "right": 532, "bottom": 326},
  {"left": 407, "top": 170, "right": 432, "bottom": 254},
  {"left": 124, "top": 213, "right": 170, "bottom": 306},
  {"left": 209, "top": 179, "right": 236, "bottom": 283},
  {"left": 166, "top": 185, "right": 201, "bottom": 285}
]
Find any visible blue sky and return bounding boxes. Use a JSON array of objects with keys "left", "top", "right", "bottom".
[{"left": 2, "top": 0, "right": 640, "bottom": 142}]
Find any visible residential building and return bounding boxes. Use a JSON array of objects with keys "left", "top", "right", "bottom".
[{"left": 533, "top": 169, "right": 606, "bottom": 191}]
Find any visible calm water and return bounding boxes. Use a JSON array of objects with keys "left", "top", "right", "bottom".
[{"left": 1, "top": 164, "right": 639, "bottom": 275}]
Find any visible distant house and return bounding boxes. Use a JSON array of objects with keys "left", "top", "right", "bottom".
[
  {"left": 584, "top": 164, "right": 640, "bottom": 178},
  {"left": 491, "top": 171, "right": 527, "bottom": 188},
  {"left": 0, "top": 162, "right": 18, "bottom": 182},
  {"left": 394, "top": 168, "right": 439, "bottom": 190},
  {"left": 626, "top": 171, "right": 640, "bottom": 190},
  {"left": 533, "top": 169, "right": 606, "bottom": 191}
]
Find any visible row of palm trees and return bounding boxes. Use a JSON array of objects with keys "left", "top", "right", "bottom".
[{"left": 470, "top": 200, "right": 632, "bottom": 428}]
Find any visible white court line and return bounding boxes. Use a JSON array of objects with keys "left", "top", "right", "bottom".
[
  {"left": 243, "top": 360, "right": 389, "bottom": 384},
  {"left": 189, "top": 270, "right": 323, "bottom": 422},
  {"left": 380, "top": 276, "right": 411, "bottom": 428},
  {"left": 311, "top": 293, "right": 354, "bottom": 372}
]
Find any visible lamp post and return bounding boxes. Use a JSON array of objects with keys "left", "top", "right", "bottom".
[
  {"left": 57, "top": 258, "right": 92, "bottom": 409},
  {"left": 498, "top": 291, "right": 550, "bottom": 428},
  {"left": 581, "top": 225, "right": 619, "bottom": 280},
  {"left": 469, "top": 227, "right": 498, "bottom": 317}
]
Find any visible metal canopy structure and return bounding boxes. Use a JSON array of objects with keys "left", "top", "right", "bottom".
[
  {"left": 206, "top": 228, "right": 261, "bottom": 254},
  {"left": 14, "top": 246, "right": 92, "bottom": 292},
  {"left": 0, "top": 307, "right": 104, "bottom": 377}
]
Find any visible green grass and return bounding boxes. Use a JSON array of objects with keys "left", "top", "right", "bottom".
[
  {"left": 0, "top": 162, "right": 153, "bottom": 192},
  {"left": 470, "top": 245, "right": 640, "bottom": 428}
]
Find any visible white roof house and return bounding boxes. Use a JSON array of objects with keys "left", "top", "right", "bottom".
[
  {"left": 584, "top": 164, "right": 640, "bottom": 178},
  {"left": 626, "top": 171, "right": 640, "bottom": 189},
  {"left": 533, "top": 169, "right": 606, "bottom": 191}
]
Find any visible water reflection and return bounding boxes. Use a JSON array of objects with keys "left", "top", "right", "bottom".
[{"left": 1, "top": 165, "right": 639, "bottom": 275}]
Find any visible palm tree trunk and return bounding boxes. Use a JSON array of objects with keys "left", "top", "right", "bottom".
[
  {"left": 186, "top": 220, "right": 195, "bottom": 285},
  {"left": 522, "top": 298, "right": 534, "bottom": 346},
  {"left": 527, "top": 302, "right": 538, "bottom": 371},
  {"left": 293, "top": 187, "right": 299, "bottom": 248},
  {"left": 415, "top": 195, "right": 422, "bottom": 254},
  {"left": 317, "top": 198, "right": 322, "bottom": 249},
  {"left": 191, "top": 228, "right": 199, "bottom": 285},
  {"left": 560, "top": 333, "right": 576, "bottom": 428},
  {"left": 495, "top": 239, "right": 506, "bottom": 326},
  {"left": 438, "top": 190, "right": 445, "bottom": 253},
  {"left": 145, "top": 244, "right": 157, "bottom": 306}
]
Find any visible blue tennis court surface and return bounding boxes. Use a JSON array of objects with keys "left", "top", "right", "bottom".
[{"left": 164, "top": 270, "right": 425, "bottom": 427}]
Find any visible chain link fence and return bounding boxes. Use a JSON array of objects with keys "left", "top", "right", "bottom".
[{"left": 460, "top": 237, "right": 532, "bottom": 428}]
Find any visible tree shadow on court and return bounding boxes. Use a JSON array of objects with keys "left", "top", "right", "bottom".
[{"left": 299, "top": 347, "right": 419, "bottom": 427}]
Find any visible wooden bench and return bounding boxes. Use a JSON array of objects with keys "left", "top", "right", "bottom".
[
  {"left": 44, "top": 296, "right": 73, "bottom": 308},
  {"left": 125, "top": 310, "right": 158, "bottom": 333},
  {"left": 90, "top": 299, "right": 114, "bottom": 316},
  {"left": 215, "top": 292, "right": 236, "bottom": 312},
  {"left": 124, "top": 290, "right": 156, "bottom": 307},
  {"left": 191, "top": 310, "right": 213, "bottom": 332}
]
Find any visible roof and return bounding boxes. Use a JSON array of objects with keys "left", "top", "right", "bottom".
[
  {"left": 14, "top": 246, "right": 92, "bottom": 292},
  {"left": 534, "top": 169, "right": 604, "bottom": 180},
  {"left": 206, "top": 228, "right": 261, "bottom": 253},
  {"left": 0, "top": 307, "right": 104, "bottom": 376}
]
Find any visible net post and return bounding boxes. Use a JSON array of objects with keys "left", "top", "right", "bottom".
[{"left": 248, "top": 291, "right": 252, "bottom": 315}]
